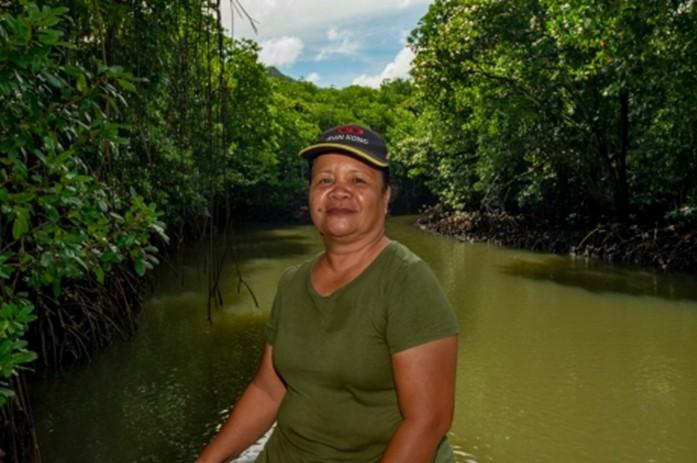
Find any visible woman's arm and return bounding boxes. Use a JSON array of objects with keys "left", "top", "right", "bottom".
[
  {"left": 381, "top": 336, "right": 458, "bottom": 463},
  {"left": 196, "top": 343, "right": 286, "bottom": 463}
]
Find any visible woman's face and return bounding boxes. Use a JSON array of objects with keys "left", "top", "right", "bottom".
[{"left": 309, "top": 153, "right": 390, "bottom": 243}]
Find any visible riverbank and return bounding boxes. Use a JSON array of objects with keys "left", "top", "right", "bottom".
[{"left": 416, "top": 207, "right": 697, "bottom": 274}]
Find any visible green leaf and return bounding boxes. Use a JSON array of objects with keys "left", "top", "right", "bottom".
[
  {"left": 38, "top": 29, "right": 63, "bottom": 45},
  {"left": 93, "top": 265, "right": 105, "bottom": 284},
  {"left": 0, "top": 385, "right": 15, "bottom": 406},
  {"left": 0, "top": 266, "right": 12, "bottom": 280},
  {"left": 0, "top": 251, "right": 12, "bottom": 265},
  {"left": 12, "top": 207, "right": 29, "bottom": 240},
  {"left": 45, "top": 205, "right": 60, "bottom": 222},
  {"left": 42, "top": 71, "right": 65, "bottom": 89},
  {"left": 43, "top": 11, "right": 67, "bottom": 28},
  {"left": 117, "top": 78, "right": 136, "bottom": 92},
  {"left": 134, "top": 259, "right": 146, "bottom": 276},
  {"left": 63, "top": 65, "right": 82, "bottom": 78},
  {"left": 76, "top": 74, "right": 87, "bottom": 93},
  {"left": 11, "top": 350, "right": 37, "bottom": 366}
]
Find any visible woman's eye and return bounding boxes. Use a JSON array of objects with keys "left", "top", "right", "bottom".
[
  {"left": 317, "top": 178, "right": 332, "bottom": 185},
  {"left": 352, "top": 177, "right": 366, "bottom": 184}
]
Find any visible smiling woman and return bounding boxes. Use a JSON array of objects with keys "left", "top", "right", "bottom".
[
  {"left": 308, "top": 153, "right": 390, "bottom": 246},
  {"left": 196, "top": 124, "right": 459, "bottom": 463}
]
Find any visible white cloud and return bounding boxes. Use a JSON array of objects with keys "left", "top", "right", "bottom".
[
  {"left": 222, "top": 0, "right": 431, "bottom": 40},
  {"left": 316, "top": 39, "right": 360, "bottom": 61},
  {"left": 306, "top": 72, "right": 321, "bottom": 84},
  {"left": 258, "top": 36, "right": 304, "bottom": 67},
  {"left": 314, "top": 27, "right": 360, "bottom": 61},
  {"left": 352, "top": 47, "right": 415, "bottom": 88},
  {"left": 327, "top": 27, "right": 340, "bottom": 41}
]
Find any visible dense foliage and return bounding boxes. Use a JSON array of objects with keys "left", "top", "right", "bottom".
[
  {"left": 0, "top": 3, "right": 165, "bottom": 407},
  {"left": 406, "top": 0, "right": 697, "bottom": 224}
]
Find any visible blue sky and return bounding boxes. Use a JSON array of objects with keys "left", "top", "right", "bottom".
[{"left": 221, "top": 0, "right": 433, "bottom": 88}]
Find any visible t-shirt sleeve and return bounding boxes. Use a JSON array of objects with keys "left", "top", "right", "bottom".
[
  {"left": 385, "top": 260, "right": 459, "bottom": 353},
  {"left": 266, "top": 267, "right": 294, "bottom": 345},
  {"left": 266, "top": 288, "right": 281, "bottom": 345}
]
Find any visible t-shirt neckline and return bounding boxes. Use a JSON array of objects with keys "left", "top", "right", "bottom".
[{"left": 306, "top": 240, "right": 397, "bottom": 300}]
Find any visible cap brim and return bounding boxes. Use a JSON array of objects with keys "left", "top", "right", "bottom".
[{"left": 299, "top": 143, "right": 389, "bottom": 168}]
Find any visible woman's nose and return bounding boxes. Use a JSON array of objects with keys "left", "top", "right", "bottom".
[{"left": 329, "top": 182, "right": 351, "bottom": 198}]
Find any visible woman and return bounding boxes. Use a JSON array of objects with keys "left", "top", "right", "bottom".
[{"left": 196, "top": 124, "right": 459, "bottom": 463}]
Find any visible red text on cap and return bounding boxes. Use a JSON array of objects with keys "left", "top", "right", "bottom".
[{"left": 337, "top": 126, "right": 365, "bottom": 136}]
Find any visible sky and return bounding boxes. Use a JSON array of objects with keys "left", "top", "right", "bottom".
[{"left": 220, "top": 0, "right": 433, "bottom": 88}]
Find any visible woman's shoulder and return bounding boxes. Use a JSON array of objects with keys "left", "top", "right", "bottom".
[
  {"left": 379, "top": 240, "right": 447, "bottom": 297},
  {"left": 371, "top": 241, "right": 438, "bottom": 297},
  {"left": 276, "top": 252, "right": 319, "bottom": 289},
  {"left": 383, "top": 240, "right": 428, "bottom": 273},
  {"left": 277, "top": 262, "right": 304, "bottom": 287}
]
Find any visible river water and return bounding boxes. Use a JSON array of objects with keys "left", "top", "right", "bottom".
[{"left": 29, "top": 216, "right": 697, "bottom": 462}]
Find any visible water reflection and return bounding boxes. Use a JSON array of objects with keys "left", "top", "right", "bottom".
[{"left": 499, "top": 256, "right": 697, "bottom": 301}]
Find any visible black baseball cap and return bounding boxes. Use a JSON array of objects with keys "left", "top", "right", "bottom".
[{"left": 298, "top": 124, "right": 389, "bottom": 169}]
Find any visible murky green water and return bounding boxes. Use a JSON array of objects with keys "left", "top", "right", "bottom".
[{"left": 29, "top": 216, "right": 697, "bottom": 462}]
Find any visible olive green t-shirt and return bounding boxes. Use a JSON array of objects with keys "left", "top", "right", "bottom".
[{"left": 256, "top": 241, "right": 459, "bottom": 463}]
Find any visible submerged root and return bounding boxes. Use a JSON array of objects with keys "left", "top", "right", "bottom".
[
  {"left": 0, "top": 376, "right": 41, "bottom": 463},
  {"left": 27, "top": 263, "right": 149, "bottom": 370},
  {"left": 417, "top": 208, "right": 697, "bottom": 273},
  {"left": 1, "top": 263, "right": 149, "bottom": 461}
]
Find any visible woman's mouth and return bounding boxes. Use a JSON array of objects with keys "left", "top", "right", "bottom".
[{"left": 326, "top": 207, "right": 356, "bottom": 215}]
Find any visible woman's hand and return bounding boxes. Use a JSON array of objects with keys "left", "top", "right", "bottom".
[
  {"left": 381, "top": 336, "right": 458, "bottom": 463},
  {"left": 195, "top": 343, "right": 286, "bottom": 463}
]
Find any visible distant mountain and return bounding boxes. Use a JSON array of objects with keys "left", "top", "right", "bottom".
[{"left": 267, "top": 66, "right": 293, "bottom": 81}]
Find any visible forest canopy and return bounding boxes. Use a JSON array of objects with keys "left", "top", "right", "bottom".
[{"left": 406, "top": 0, "right": 697, "bottom": 223}]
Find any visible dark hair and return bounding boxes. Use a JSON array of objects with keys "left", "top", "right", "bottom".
[{"left": 307, "top": 156, "right": 391, "bottom": 192}]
